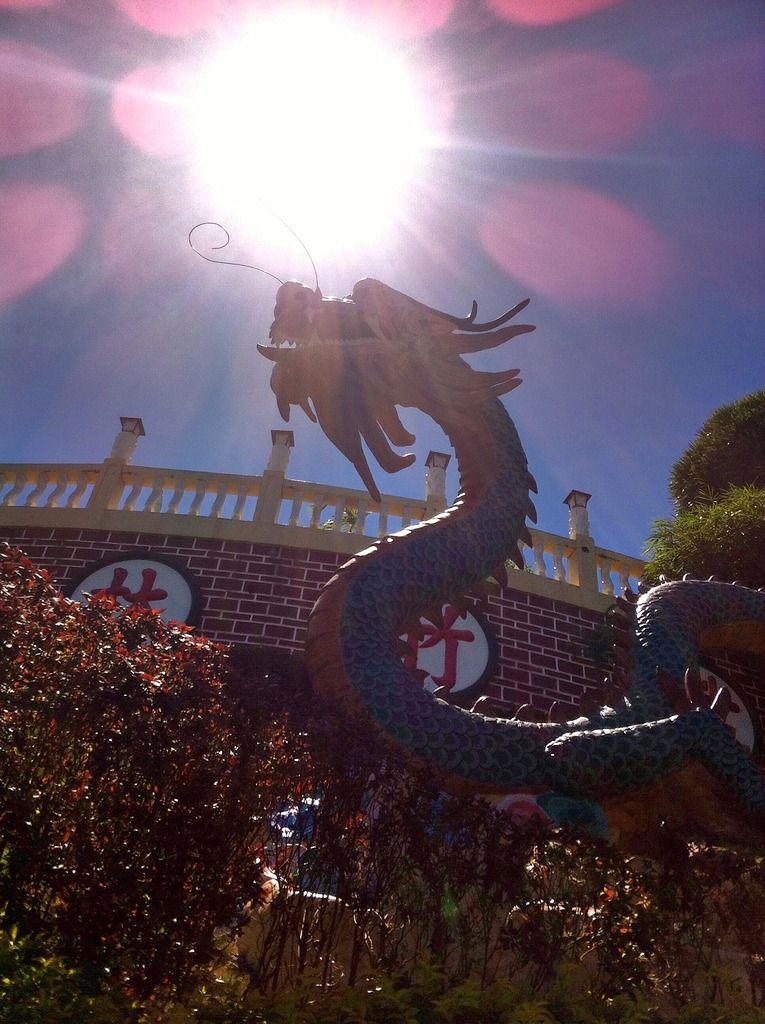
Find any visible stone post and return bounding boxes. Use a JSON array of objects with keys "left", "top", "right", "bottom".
[
  {"left": 563, "top": 489, "right": 598, "bottom": 593},
  {"left": 254, "top": 429, "right": 294, "bottom": 526},
  {"left": 424, "top": 451, "right": 451, "bottom": 516},
  {"left": 88, "top": 416, "right": 145, "bottom": 511}
]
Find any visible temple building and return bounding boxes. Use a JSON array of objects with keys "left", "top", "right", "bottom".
[{"left": 1, "top": 415, "right": 762, "bottom": 760}]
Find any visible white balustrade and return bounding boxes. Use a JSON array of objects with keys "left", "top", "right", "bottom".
[
  {"left": 552, "top": 542, "right": 566, "bottom": 583},
  {"left": 595, "top": 548, "right": 644, "bottom": 598},
  {"left": 67, "top": 472, "right": 93, "bottom": 509},
  {"left": 0, "top": 460, "right": 644, "bottom": 596},
  {"left": 518, "top": 529, "right": 576, "bottom": 586},
  {"left": 0, "top": 465, "right": 99, "bottom": 510},
  {"left": 599, "top": 555, "right": 615, "bottom": 596}
]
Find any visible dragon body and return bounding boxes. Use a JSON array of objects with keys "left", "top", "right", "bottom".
[{"left": 259, "top": 278, "right": 765, "bottom": 812}]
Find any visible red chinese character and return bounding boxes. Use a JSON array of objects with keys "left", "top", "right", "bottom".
[
  {"left": 403, "top": 604, "right": 475, "bottom": 692},
  {"left": 94, "top": 567, "right": 168, "bottom": 609}
]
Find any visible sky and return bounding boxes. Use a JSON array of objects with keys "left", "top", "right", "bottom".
[{"left": 1, "top": 0, "right": 763, "bottom": 560}]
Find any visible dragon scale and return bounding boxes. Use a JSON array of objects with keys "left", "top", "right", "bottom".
[{"left": 261, "top": 278, "right": 765, "bottom": 813}]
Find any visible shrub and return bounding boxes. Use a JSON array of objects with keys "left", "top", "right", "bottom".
[
  {"left": 0, "top": 544, "right": 295, "bottom": 1001},
  {"left": 2, "top": 546, "right": 765, "bottom": 1018}
]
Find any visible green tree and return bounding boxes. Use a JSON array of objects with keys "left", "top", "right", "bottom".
[
  {"left": 670, "top": 388, "right": 765, "bottom": 509},
  {"left": 645, "top": 390, "right": 765, "bottom": 587}
]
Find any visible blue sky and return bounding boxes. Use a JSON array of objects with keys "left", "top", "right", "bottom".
[{"left": 1, "top": 0, "right": 763, "bottom": 559}]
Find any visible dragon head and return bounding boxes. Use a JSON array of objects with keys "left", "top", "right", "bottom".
[{"left": 258, "top": 278, "right": 534, "bottom": 502}]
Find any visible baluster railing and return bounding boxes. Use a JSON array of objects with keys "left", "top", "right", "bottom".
[
  {"left": 2, "top": 472, "right": 26, "bottom": 507},
  {"left": 353, "top": 496, "right": 369, "bottom": 535},
  {"left": 552, "top": 542, "right": 566, "bottom": 583},
  {"left": 188, "top": 479, "right": 206, "bottom": 516},
  {"left": 46, "top": 472, "right": 70, "bottom": 508},
  {"left": 377, "top": 501, "right": 389, "bottom": 538},
  {"left": 26, "top": 471, "right": 51, "bottom": 508},
  {"left": 144, "top": 476, "right": 165, "bottom": 513},
  {"left": 0, "top": 459, "right": 644, "bottom": 599},
  {"left": 599, "top": 555, "right": 615, "bottom": 596},
  {"left": 67, "top": 471, "right": 91, "bottom": 509}
]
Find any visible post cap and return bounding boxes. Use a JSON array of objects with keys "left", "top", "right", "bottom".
[
  {"left": 563, "top": 489, "right": 591, "bottom": 509},
  {"left": 270, "top": 429, "right": 295, "bottom": 448},
  {"left": 425, "top": 451, "right": 451, "bottom": 470},
  {"left": 120, "top": 416, "right": 145, "bottom": 437}
]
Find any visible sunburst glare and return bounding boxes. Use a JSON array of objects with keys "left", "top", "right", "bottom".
[{"left": 190, "top": 7, "right": 438, "bottom": 254}]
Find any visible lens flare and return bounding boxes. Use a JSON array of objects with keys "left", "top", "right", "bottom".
[
  {"left": 0, "top": 39, "right": 85, "bottom": 157},
  {"left": 189, "top": 7, "right": 441, "bottom": 249},
  {"left": 114, "top": 0, "right": 224, "bottom": 37},
  {"left": 480, "top": 181, "right": 675, "bottom": 309},
  {"left": 471, "top": 50, "right": 656, "bottom": 155},
  {"left": 0, "top": 183, "right": 85, "bottom": 305},
  {"left": 112, "top": 61, "right": 196, "bottom": 158},
  {"left": 486, "top": 0, "right": 622, "bottom": 25}
]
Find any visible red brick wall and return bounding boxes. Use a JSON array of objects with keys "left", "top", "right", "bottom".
[
  {"left": 2, "top": 524, "right": 614, "bottom": 718},
  {"left": 484, "top": 590, "right": 605, "bottom": 714}
]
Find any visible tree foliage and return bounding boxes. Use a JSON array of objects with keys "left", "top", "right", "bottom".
[
  {"left": 645, "top": 390, "right": 765, "bottom": 586},
  {"left": 645, "top": 485, "right": 765, "bottom": 588},
  {"left": 670, "top": 389, "right": 765, "bottom": 510}
]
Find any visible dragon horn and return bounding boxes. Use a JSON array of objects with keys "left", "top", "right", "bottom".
[{"left": 457, "top": 297, "right": 532, "bottom": 333}]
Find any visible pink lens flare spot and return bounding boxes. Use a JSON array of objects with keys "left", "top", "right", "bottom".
[
  {"left": 114, "top": 0, "right": 224, "bottom": 37},
  {"left": 340, "top": 0, "right": 455, "bottom": 38},
  {"left": 0, "top": 40, "right": 86, "bottom": 157},
  {"left": 484, "top": 50, "right": 657, "bottom": 155},
  {"left": 0, "top": 183, "right": 85, "bottom": 305},
  {"left": 480, "top": 181, "right": 675, "bottom": 310},
  {"left": 0, "top": 0, "right": 58, "bottom": 7},
  {"left": 112, "top": 61, "right": 195, "bottom": 158},
  {"left": 487, "top": 0, "right": 622, "bottom": 25}
]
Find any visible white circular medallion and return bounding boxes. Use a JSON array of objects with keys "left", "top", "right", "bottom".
[{"left": 70, "top": 556, "right": 197, "bottom": 625}]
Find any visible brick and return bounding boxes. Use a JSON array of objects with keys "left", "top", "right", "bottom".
[
  {"left": 500, "top": 626, "right": 530, "bottom": 643},
  {"left": 555, "top": 659, "right": 587, "bottom": 678},
  {"left": 207, "top": 597, "right": 240, "bottom": 612},
  {"left": 106, "top": 531, "right": 140, "bottom": 544},
  {"left": 193, "top": 538, "right": 226, "bottom": 551},
  {"left": 20, "top": 526, "right": 55, "bottom": 539},
  {"left": 262, "top": 624, "right": 296, "bottom": 640},
  {"left": 216, "top": 557, "right": 248, "bottom": 573},
  {"left": 187, "top": 555, "right": 221, "bottom": 570},
  {"left": 278, "top": 565, "right": 307, "bottom": 581},
  {"left": 554, "top": 679, "right": 585, "bottom": 697},
  {"left": 307, "top": 550, "right": 339, "bottom": 565},
  {"left": 499, "top": 667, "right": 531, "bottom": 686},
  {"left": 272, "top": 583, "right": 304, "bottom": 600},
  {"left": 239, "top": 599, "right": 276, "bottom": 617},
  {"left": 506, "top": 648, "right": 532, "bottom": 665},
  {"left": 43, "top": 545, "right": 77, "bottom": 558},
  {"left": 529, "top": 613, "right": 557, "bottom": 630},
  {"left": 210, "top": 577, "right": 246, "bottom": 592},
  {"left": 533, "top": 654, "right": 557, "bottom": 671}
]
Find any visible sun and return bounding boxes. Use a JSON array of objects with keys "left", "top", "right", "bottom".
[{"left": 190, "top": 7, "right": 438, "bottom": 257}]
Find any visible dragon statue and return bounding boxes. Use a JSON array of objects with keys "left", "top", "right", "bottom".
[{"left": 258, "top": 278, "right": 765, "bottom": 813}]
